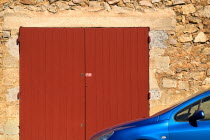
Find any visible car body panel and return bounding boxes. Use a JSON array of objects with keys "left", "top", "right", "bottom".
[{"left": 90, "top": 90, "right": 210, "bottom": 140}]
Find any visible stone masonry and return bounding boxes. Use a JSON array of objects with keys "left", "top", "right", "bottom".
[{"left": 0, "top": 0, "right": 210, "bottom": 139}]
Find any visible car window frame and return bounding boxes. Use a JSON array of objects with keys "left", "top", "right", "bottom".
[{"left": 174, "top": 95, "right": 210, "bottom": 122}]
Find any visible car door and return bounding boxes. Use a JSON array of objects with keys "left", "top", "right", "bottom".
[{"left": 169, "top": 96, "right": 210, "bottom": 140}]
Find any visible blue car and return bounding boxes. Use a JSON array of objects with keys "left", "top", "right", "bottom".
[{"left": 90, "top": 89, "right": 210, "bottom": 140}]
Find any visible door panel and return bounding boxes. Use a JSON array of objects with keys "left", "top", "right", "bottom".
[
  {"left": 20, "top": 27, "right": 149, "bottom": 140},
  {"left": 20, "top": 28, "right": 85, "bottom": 140},
  {"left": 85, "top": 28, "right": 149, "bottom": 139}
]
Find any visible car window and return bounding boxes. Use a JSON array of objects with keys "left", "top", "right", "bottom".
[{"left": 175, "top": 96, "right": 210, "bottom": 122}]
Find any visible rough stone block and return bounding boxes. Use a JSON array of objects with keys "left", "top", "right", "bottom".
[
  {"left": 4, "top": 118, "right": 19, "bottom": 135},
  {"left": 190, "top": 72, "right": 206, "bottom": 81},
  {"left": 207, "top": 68, "right": 210, "bottom": 76},
  {"left": 6, "top": 104, "right": 19, "bottom": 118},
  {"left": 178, "top": 81, "right": 189, "bottom": 90},
  {"left": 151, "top": 56, "right": 170, "bottom": 72},
  {"left": 139, "top": 1, "right": 153, "bottom": 7},
  {"left": 182, "top": 4, "right": 196, "bottom": 14},
  {"left": 6, "top": 36, "right": 19, "bottom": 60},
  {"left": 178, "top": 34, "right": 193, "bottom": 42},
  {"left": 2, "top": 69, "right": 19, "bottom": 86},
  {"left": 20, "top": 0, "right": 36, "bottom": 5},
  {"left": 2, "top": 31, "right": 10, "bottom": 38},
  {"left": 198, "top": 5, "right": 210, "bottom": 18},
  {"left": 203, "top": 78, "right": 210, "bottom": 85},
  {"left": 162, "top": 78, "right": 177, "bottom": 88},
  {"left": 194, "top": 32, "right": 208, "bottom": 43},
  {"left": 3, "top": 54, "right": 19, "bottom": 68}
]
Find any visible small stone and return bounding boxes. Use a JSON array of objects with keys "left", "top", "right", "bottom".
[
  {"left": 2, "top": 31, "right": 10, "bottom": 38},
  {"left": 178, "top": 34, "right": 193, "bottom": 42},
  {"left": 183, "top": 24, "right": 198, "bottom": 33},
  {"left": 89, "top": 1, "right": 101, "bottom": 8},
  {"left": 20, "top": 0, "right": 36, "bottom": 5},
  {"left": 123, "top": 0, "right": 130, "bottom": 3},
  {"left": 26, "top": 5, "right": 37, "bottom": 11},
  {"left": 178, "top": 81, "right": 189, "bottom": 90},
  {"left": 172, "top": 0, "right": 186, "bottom": 5},
  {"left": 47, "top": 5, "right": 58, "bottom": 13},
  {"left": 107, "top": 0, "right": 120, "bottom": 5},
  {"left": 203, "top": 78, "right": 210, "bottom": 85},
  {"left": 151, "top": 56, "right": 170, "bottom": 71},
  {"left": 207, "top": 68, "right": 210, "bottom": 76},
  {"left": 72, "top": 0, "right": 84, "bottom": 4},
  {"left": 202, "top": 48, "right": 210, "bottom": 55},
  {"left": 198, "top": 5, "right": 210, "bottom": 18},
  {"left": 139, "top": 1, "right": 153, "bottom": 7},
  {"left": 188, "top": 17, "right": 201, "bottom": 24},
  {"left": 68, "top": 1, "right": 76, "bottom": 6},
  {"left": 162, "top": 78, "right": 177, "bottom": 88},
  {"left": 194, "top": 32, "right": 208, "bottom": 43},
  {"left": 168, "top": 38, "right": 177, "bottom": 45},
  {"left": 103, "top": 2, "right": 111, "bottom": 11},
  {"left": 152, "top": 0, "right": 161, "bottom": 3},
  {"left": 182, "top": 4, "right": 196, "bottom": 14},
  {"left": 56, "top": 1, "right": 70, "bottom": 10}
]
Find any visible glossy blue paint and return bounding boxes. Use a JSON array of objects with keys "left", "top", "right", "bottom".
[{"left": 90, "top": 90, "right": 210, "bottom": 140}]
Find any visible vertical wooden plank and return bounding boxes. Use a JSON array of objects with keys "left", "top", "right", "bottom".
[
  {"left": 86, "top": 28, "right": 149, "bottom": 139},
  {"left": 20, "top": 28, "right": 85, "bottom": 140}
]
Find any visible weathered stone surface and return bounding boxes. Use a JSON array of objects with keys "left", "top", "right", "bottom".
[
  {"left": 149, "top": 31, "right": 168, "bottom": 48},
  {"left": 198, "top": 6, "right": 210, "bottom": 18},
  {"left": 182, "top": 4, "right": 196, "bottom": 14},
  {"left": 107, "top": 0, "right": 120, "bottom": 5},
  {"left": 162, "top": 78, "right": 177, "bottom": 88},
  {"left": 6, "top": 36, "right": 19, "bottom": 60},
  {"left": 139, "top": 1, "right": 153, "bottom": 7},
  {"left": 168, "top": 38, "right": 177, "bottom": 45},
  {"left": 3, "top": 54, "right": 19, "bottom": 68},
  {"left": 178, "top": 81, "right": 189, "bottom": 90},
  {"left": 4, "top": 118, "right": 19, "bottom": 135},
  {"left": 72, "top": 0, "right": 83, "bottom": 4},
  {"left": 183, "top": 24, "right": 198, "bottom": 33},
  {"left": 208, "top": 0, "right": 210, "bottom": 4},
  {"left": 2, "top": 31, "right": 10, "bottom": 38},
  {"left": 190, "top": 72, "right": 206, "bottom": 81},
  {"left": 2, "top": 69, "right": 19, "bottom": 86},
  {"left": 6, "top": 87, "right": 19, "bottom": 102},
  {"left": 178, "top": 34, "right": 193, "bottom": 42},
  {"left": 202, "top": 78, "right": 210, "bottom": 85},
  {"left": 151, "top": 56, "right": 170, "bottom": 72},
  {"left": 20, "top": 0, "right": 36, "bottom": 5},
  {"left": 149, "top": 69, "right": 159, "bottom": 89},
  {"left": 47, "top": 5, "right": 58, "bottom": 13},
  {"left": 123, "top": 0, "right": 130, "bottom": 3},
  {"left": 207, "top": 69, "right": 210, "bottom": 76},
  {"left": 194, "top": 32, "right": 208, "bottom": 43},
  {"left": 150, "top": 89, "right": 161, "bottom": 100},
  {"left": 152, "top": 0, "right": 161, "bottom": 3},
  {"left": 88, "top": 1, "right": 102, "bottom": 11},
  {"left": 103, "top": 2, "right": 111, "bottom": 11},
  {"left": 6, "top": 104, "right": 19, "bottom": 118},
  {"left": 6, "top": 135, "right": 19, "bottom": 140},
  {"left": 3, "top": 9, "right": 176, "bottom": 30},
  {"left": 0, "top": 0, "right": 9, "bottom": 5},
  {"left": 202, "top": 48, "right": 210, "bottom": 55},
  {"left": 172, "top": 0, "right": 186, "bottom": 5},
  {"left": 49, "top": 0, "right": 58, "bottom": 4},
  {"left": 56, "top": 1, "right": 70, "bottom": 10}
]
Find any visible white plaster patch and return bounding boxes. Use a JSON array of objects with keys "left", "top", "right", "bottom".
[
  {"left": 6, "top": 87, "right": 19, "bottom": 102},
  {"left": 149, "top": 89, "right": 161, "bottom": 100},
  {"left": 149, "top": 31, "right": 168, "bottom": 48},
  {"left": 5, "top": 36, "right": 19, "bottom": 60}
]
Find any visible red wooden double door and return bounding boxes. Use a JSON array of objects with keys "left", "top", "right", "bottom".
[{"left": 19, "top": 27, "right": 149, "bottom": 140}]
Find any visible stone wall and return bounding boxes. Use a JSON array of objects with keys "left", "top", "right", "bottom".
[{"left": 0, "top": 0, "right": 210, "bottom": 139}]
